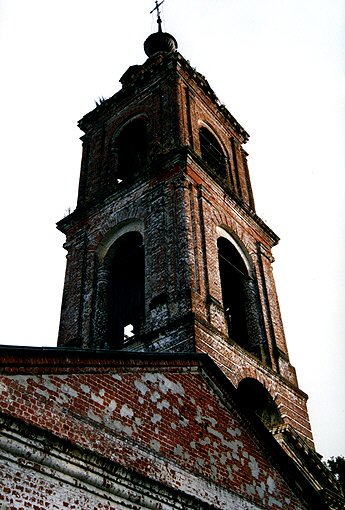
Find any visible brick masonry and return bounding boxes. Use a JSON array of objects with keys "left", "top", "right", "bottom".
[{"left": 0, "top": 350, "right": 318, "bottom": 509}]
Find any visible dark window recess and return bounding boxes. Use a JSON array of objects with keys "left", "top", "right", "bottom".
[
  {"left": 107, "top": 232, "right": 145, "bottom": 347},
  {"left": 116, "top": 120, "right": 147, "bottom": 181},
  {"left": 218, "top": 237, "right": 249, "bottom": 350},
  {"left": 199, "top": 127, "right": 226, "bottom": 179},
  {"left": 237, "top": 378, "right": 282, "bottom": 430}
]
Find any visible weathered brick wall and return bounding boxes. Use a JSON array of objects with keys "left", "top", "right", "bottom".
[{"left": 0, "top": 351, "right": 314, "bottom": 510}]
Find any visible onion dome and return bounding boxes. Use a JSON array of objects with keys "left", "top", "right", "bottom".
[{"left": 144, "top": 31, "right": 178, "bottom": 57}]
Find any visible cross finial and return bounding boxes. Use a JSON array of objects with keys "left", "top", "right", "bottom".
[{"left": 150, "top": 0, "right": 165, "bottom": 33}]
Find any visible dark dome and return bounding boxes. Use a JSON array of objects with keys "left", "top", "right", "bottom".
[{"left": 144, "top": 31, "right": 178, "bottom": 57}]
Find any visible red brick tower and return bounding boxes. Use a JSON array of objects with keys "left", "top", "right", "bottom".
[{"left": 57, "top": 29, "right": 313, "bottom": 446}]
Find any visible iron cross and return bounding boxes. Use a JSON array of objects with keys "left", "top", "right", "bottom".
[{"left": 150, "top": 0, "right": 165, "bottom": 31}]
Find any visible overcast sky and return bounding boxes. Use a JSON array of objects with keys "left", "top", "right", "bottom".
[{"left": 0, "top": 0, "right": 344, "bottom": 461}]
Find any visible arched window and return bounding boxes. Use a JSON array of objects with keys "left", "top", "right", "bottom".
[
  {"left": 106, "top": 232, "right": 145, "bottom": 347},
  {"left": 218, "top": 237, "right": 249, "bottom": 349},
  {"left": 218, "top": 236, "right": 269, "bottom": 361},
  {"left": 116, "top": 119, "right": 147, "bottom": 181},
  {"left": 237, "top": 378, "right": 282, "bottom": 430},
  {"left": 199, "top": 127, "right": 226, "bottom": 179}
]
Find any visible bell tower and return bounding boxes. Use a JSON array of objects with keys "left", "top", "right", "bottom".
[{"left": 57, "top": 26, "right": 314, "bottom": 446}]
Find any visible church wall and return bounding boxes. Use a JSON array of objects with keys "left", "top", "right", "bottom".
[{"left": 0, "top": 352, "right": 312, "bottom": 510}]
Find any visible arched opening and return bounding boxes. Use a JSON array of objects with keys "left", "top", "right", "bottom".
[
  {"left": 106, "top": 231, "right": 145, "bottom": 347},
  {"left": 199, "top": 127, "right": 227, "bottom": 179},
  {"left": 218, "top": 237, "right": 249, "bottom": 349},
  {"left": 116, "top": 119, "right": 147, "bottom": 181},
  {"left": 217, "top": 236, "right": 268, "bottom": 360},
  {"left": 237, "top": 378, "right": 282, "bottom": 430}
]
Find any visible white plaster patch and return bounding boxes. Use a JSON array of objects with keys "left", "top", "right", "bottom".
[
  {"left": 80, "top": 384, "right": 90, "bottom": 394},
  {"left": 257, "top": 482, "right": 265, "bottom": 499},
  {"left": 156, "top": 399, "right": 169, "bottom": 410},
  {"left": 36, "top": 388, "right": 49, "bottom": 399},
  {"left": 91, "top": 393, "right": 103, "bottom": 405},
  {"left": 151, "top": 413, "right": 162, "bottom": 424},
  {"left": 210, "top": 465, "right": 218, "bottom": 477},
  {"left": 120, "top": 404, "right": 134, "bottom": 419},
  {"left": 61, "top": 384, "right": 78, "bottom": 398},
  {"left": 142, "top": 373, "right": 185, "bottom": 396},
  {"left": 138, "top": 396, "right": 144, "bottom": 404},
  {"left": 112, "top": 374, "right": 122, "bottom": 381},
  {"left": 10, "top": 375, "right": 29, "bottom": 388},
  {"left": 55, "top": 393, "right": 68, "bottom": 404},
  {"left": 207, "top": 426, "right": 223, "bottom": 440},
  {"left": 99, "top": 388, "right": 105, "bottom": 397},
  {"left": 184, "top": 451, "right": 191, "bottom": 462},
  {"left": 227, "top": 426, "right": 242, "bottom": 437},
  {"left": 171, "top": 422, "right": 177, "bottom": 430},
  {"left": 226, "top": 466, "right": 234, "bottom": 481},
  {"left": 267, "top": 476, "right": 276, "bottom": 494},
  {"left": 150, "top": 391, "right": 160, "bottom": 403},
  {"left": 208, "top": 451, "right": 218, "bottom": 465},
  {"left": 220, "top": 454, "right": 227, "bottom": 465},
  {"left": 199, "top": 436, "right": 211, "bottom": 446},
  {"left": 150, "top": 439, "right": 161, "bottom": 452},
  {"left": 249, "top": 456, "right": 260, "bottom": 479},
  {"left": 87, "top": 409, "right": 102, "bottom": 423},
  {"left": 174, "top": 445, "right": 183, "bottom": 456},
  {"left": 110, "top": 420, "right": 133, "bottom": 437},
  {"left": 268, "top": 497, "right": 282, "bottom": 508},
  {"left": 246, "top": 484, "right": 256, "bottom": 497},
  {"left": 107, "top": 400, "right": 117, "bottom": 413},
  {"left": 42, "top": 375, "right": 57, "bottom": 392},
  {"left": 179, "top": 417, "right": 189, "bottom": 427},
  {"left": 0, "top": 382, "right": 8, "bottom": 395},
  {"left": 134, "top": 380, "right": 149, "bottom": 395}
]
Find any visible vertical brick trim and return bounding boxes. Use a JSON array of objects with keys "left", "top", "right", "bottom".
[
  {"left": 230, "top": 137, "right": 242, "bottom": 197},
  {"left": 58, "top": 232, "right": 89, "bottom": 348},
  {"left": 185, "top": 87, "right": 194, "bottom": 148},
  {"left": 188, "top": 183, "right": 200, "bottom": 294},
  {"left": 241, "top": 148, "right": 255, "bottom": 211},
  {"left": 255, "top": 242, "right": 279, "bottom": 372},
  {"left": 227, "top": 152, "right": 235, "bottom": 190},
  {"left": 99, "top": 124, "right": 106, "bottom": 197},
  {"left": 78, "top": 234, "right": 93, "bottom": 347},
  {"left": 77, "top": 135, "right": 90, "bottom": 207},
  {"left": 172, "top": 177, "right": 192, "bottom": 292},
  {"left": 197, "top": 185, "right": 211, "bottom": 322},
  {"left": 91, "top": 264, "right": 110, "bottom": 349},
  {"left": 158, "top": 85, "right": 164, "bottom": 146}
]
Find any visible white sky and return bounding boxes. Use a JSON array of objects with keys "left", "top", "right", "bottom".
[{"left": 0, "top": 0, "right": 344, "bottom": 461}]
